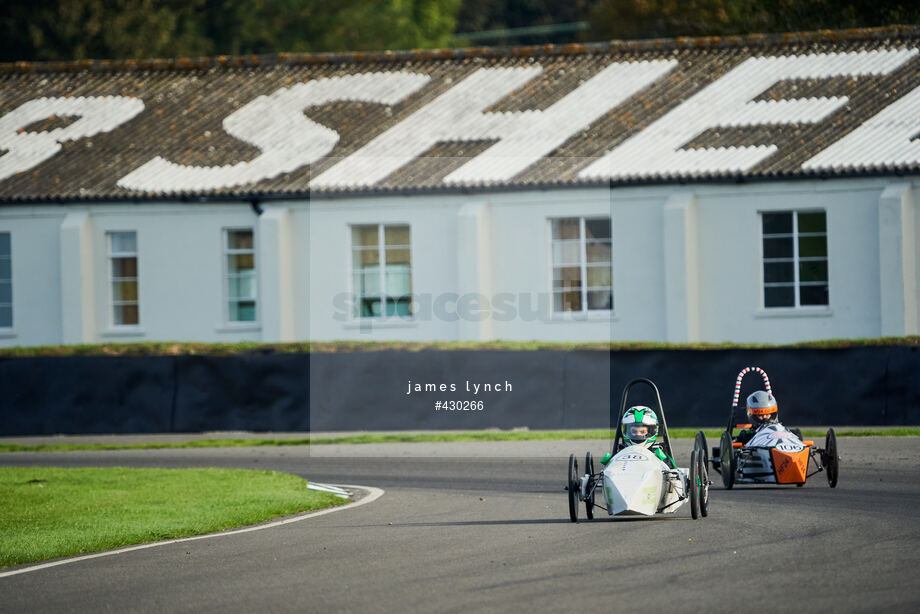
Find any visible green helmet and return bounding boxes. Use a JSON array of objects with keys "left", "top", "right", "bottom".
[{"left": 621, "top": 406, "right": 659, "bottom": 448}]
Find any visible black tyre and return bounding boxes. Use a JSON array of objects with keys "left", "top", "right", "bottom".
[
  {"left": 719, "top": 430, "right": 735, "bottom": 489},
  {"left": 698, "top": 444, "right": 710, "bottom": 517},
  {"left": 584, "top": 452, "right": 595, "bottom": 520},
  {"left": 825, "top": 428, "right": 839, "bottom": 488},
  {"left": 567, "top": 453, "right": 579, "bottom": 522},
  {"left": 695, "top": 431, "right": 709, "bottom": 468},
  {"left": 689, "top": 449, "right": 701, "bottom": 519}
]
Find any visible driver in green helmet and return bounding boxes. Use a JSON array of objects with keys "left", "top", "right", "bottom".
[{"left": 601, "top": 406, "right": 677, "bottom": 469}]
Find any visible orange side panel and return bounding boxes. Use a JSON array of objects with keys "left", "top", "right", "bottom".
[
  {"left": 736, "top": 424, "right": 752, "bottom": 429},
  {"left": 802, "top": 440, "right": 814, "bottom": 447},
  {"left": 732, "top": 442, "right": 743, "bottom": 448},
  {"left": 771, "top": 448, "right": 809, "bottom": 483}
]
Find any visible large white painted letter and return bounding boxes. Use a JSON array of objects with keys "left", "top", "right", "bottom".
[
  {"left": 579, "top": 49, "right": 918, "bottom": 180},
  {"left": 445, "top": 60, "right": 678, "bottom": 184},
  {"left": 117, "top": 72, "right": 431, "bottom": 193},
  {"left": 0, "top": 96, "right": 144, "bottom": 181},
  {"left": 312, "top": 60, "right": 677, "bottom": 188},
  {"left": 311, "top": 66, "right": 541, "bottom": 188},
  {"left": 802, "top": 83, "right": 920, "bottom": 170}
]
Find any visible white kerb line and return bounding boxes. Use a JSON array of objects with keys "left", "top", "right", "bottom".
[{"left": 0, "top": 485, "right": 384, "bottom": 579}]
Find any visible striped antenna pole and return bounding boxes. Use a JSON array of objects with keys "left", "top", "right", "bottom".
[{"left": 732, "top": 367, "right": 772, "bottom": 407}]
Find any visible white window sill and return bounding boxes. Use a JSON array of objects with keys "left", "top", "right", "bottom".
[
  {"left": 0, "top": 328, "right": 17, "bottom": 339},
  {"left": 101, "top": 327, "right": 147, "bottom": 338},
  {"left": 343, "top": 318, "right": 418, "bottom": 330},
  {"left": 754, "top": 307, "right": 833, "bottom": 319},
  {"left": 548, "top": 311, "right": 617, "bottom": 323},
  {"left": 215, "top": 323, "right": 262, "bottom": 333}
]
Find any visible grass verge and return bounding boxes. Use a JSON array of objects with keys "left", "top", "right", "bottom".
[
  {"left": 1, "top": 335, "right": 918, "bottom": 356},
  {"left": 1, "top": 427, "right": 917, "bottom": 453},
  {"left": 0, "top": 467, "right": 344, "bottom": 569}
]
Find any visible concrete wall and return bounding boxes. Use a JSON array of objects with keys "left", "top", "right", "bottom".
[
  {"left": 1, "top": 177, "right": 918, "bottom": 347},
  {"left": 693, "top": 180, "right": 889, "bottom": 343},
  {"left": 1, "top": 208, "right": 64, "bottom": 346}
]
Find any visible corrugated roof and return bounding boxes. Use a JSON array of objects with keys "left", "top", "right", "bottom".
[{"left": 1, "top": 26, "right": 919, "bottom": 203}]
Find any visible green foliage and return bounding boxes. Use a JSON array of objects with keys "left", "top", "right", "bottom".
[
  {"left": 1, "top": 0, "right": 210, "bottom": 61},
  {"left": 0, "top": 336, "right": 917, "bottom": 357},
  {"left": 587, "top": 0, "right": 920, "bottom": 40},
  {"left": 454, "top": 0, "right": 595, "bottom": 45},
  {"left": 1, "top": 0, "right": 461, "bottom": 62},
  {"left": 3, "top": 0, "right": 917, "bottom": 61},
  {"left": 0, "top": 467, "right": 343, "bottom": 568}
]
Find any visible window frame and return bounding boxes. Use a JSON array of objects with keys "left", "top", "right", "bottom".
[
  {"left": 106, "top": 230, "right": 140, "bottom": 328},
  {"left": 760, "top": 209, "right": 829, "bottom": 310},
  {"left": 348, "top": 223, "right": 413, "bottom": 320},
  {"left": 223, "top": 227, "right": 259, "bottom": 325},
  {"left": 0, "top": 231, "right": 11, "bottom": 330},
  {"left": 549, "top": 216, "right": 613, "bottom": 318}
]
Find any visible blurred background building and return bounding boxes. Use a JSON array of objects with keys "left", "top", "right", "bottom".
[{"left": 1, "top": 3, "right": 919, "bottom": 347}]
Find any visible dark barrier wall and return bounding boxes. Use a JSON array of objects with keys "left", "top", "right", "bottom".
[
  {"left": 1, "top": 346, "right": 917, "bottom": 435},
  {"left": 1, "top": 356, "right": 175, "bottom": 435},
  {"left": 308, "top": 350, "right": 601, "bottom": 431},
  {"left": 173, "top": 354, "right": 309, "bottom": 432}
]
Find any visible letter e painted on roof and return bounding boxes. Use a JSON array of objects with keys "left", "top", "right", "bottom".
[
  {"left": 802, "top": 82, "right": 920, "bottom": 171},
  {"left": 312, "top": 60, "right": 678, "bottom": 188},
  {"left": 0, "top": 96, "right": 144, "bottom": 182},
  {"left": 579, "top": 49, "right": 918, "bottom": 180},
  {"left": 117, "top": 72, "right": 431, "bottom": 193}
]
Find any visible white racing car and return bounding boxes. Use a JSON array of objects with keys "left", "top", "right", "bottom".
[{"left": 565, "top": 378, "right": 711, "bottom": 521}]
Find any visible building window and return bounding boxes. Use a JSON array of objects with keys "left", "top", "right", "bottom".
[
  {"left": 762, "top": 211, "right": 828, "bottom": 308},
  {"left": 551, "top": 217, "right": 613, "bottom": 313},
  {"left": 351, "top": 224, "right": 412, "bottom": 318},
  {"left": 108, "top": 231, "right": 139, "bottom": 326},
  {"left": 0, "top": 232, "right": 11, "bottom": 328},
  {"left": 225, "top": 229, "right": 257, "bottom": 322}
]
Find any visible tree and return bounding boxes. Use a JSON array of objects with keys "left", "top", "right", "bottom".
[
  {"left": 0, "top": 0, "right": 461, "bottom": 62},
  {"left": 455, "top": 0, "right": 596, "bottom": 45},
  {"left": 587, "top": 0, "right": 920, "bottom": 41}
]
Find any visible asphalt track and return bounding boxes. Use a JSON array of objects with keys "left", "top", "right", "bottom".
[{"left": 1, "top": 437, "right": 919, "bottom": 613}]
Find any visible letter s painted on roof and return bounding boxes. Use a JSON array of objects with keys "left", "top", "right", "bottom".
[{"left": 116, "top": 72, "right": 431, "bottom": 193}]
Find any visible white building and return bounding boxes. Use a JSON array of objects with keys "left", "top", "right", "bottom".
[{"left": 1, "top": 28, "right": 919, "bottom": 347}]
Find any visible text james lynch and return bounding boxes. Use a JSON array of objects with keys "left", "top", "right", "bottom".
[{"left": 407, "top": 380, "right": 512, "bottom": 395}]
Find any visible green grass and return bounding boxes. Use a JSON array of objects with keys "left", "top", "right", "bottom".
[
  {"left": 0, "top": 467, "right": 345, "bottom": 569},
  {"left": 1, "top": 335, "right": 918, "bottom": 356},
  {"left": 1, "top": 427, "right": 916, "bottom": 453}
]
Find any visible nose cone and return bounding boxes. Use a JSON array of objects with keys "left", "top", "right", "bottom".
[
  {"left": 604, "top": 467, "right": 662, "bottom": 516},
  {"left": 771, "top": 448, "right": 809, "bottom": 484}
]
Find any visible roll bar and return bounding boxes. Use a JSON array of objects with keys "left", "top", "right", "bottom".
[
  {"left": 611, "top": 378, "right": 674, "bottom": 462},
  {"left": 728, "top": 367, "right": 773, "bottom": 433}
]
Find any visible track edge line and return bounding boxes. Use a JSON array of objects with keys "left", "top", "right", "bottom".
[{"left": 0, "top": 484, "right": 384, "bottom": 579}]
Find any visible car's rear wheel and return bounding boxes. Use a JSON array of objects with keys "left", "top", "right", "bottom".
[
  {"left": 825, "top": 428, "right": 839, "bottom": 488},
  {"left": 719, "top": 430, "right": 735, "bottom": 489},
  {"left": 698, "top": 445, "right": 710, "bottom": 517},
  {"left": 567, "top": 453, "right": 579, "bottom": 522},
  {"left": 584, "top": 452, "right": 595, "bottom": 520},
  {"left": 695, "top": 431, "right": 709, "bottom": 467},
  {"left": 689, "top": 449, "right": 701, "bottom": 519}
]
